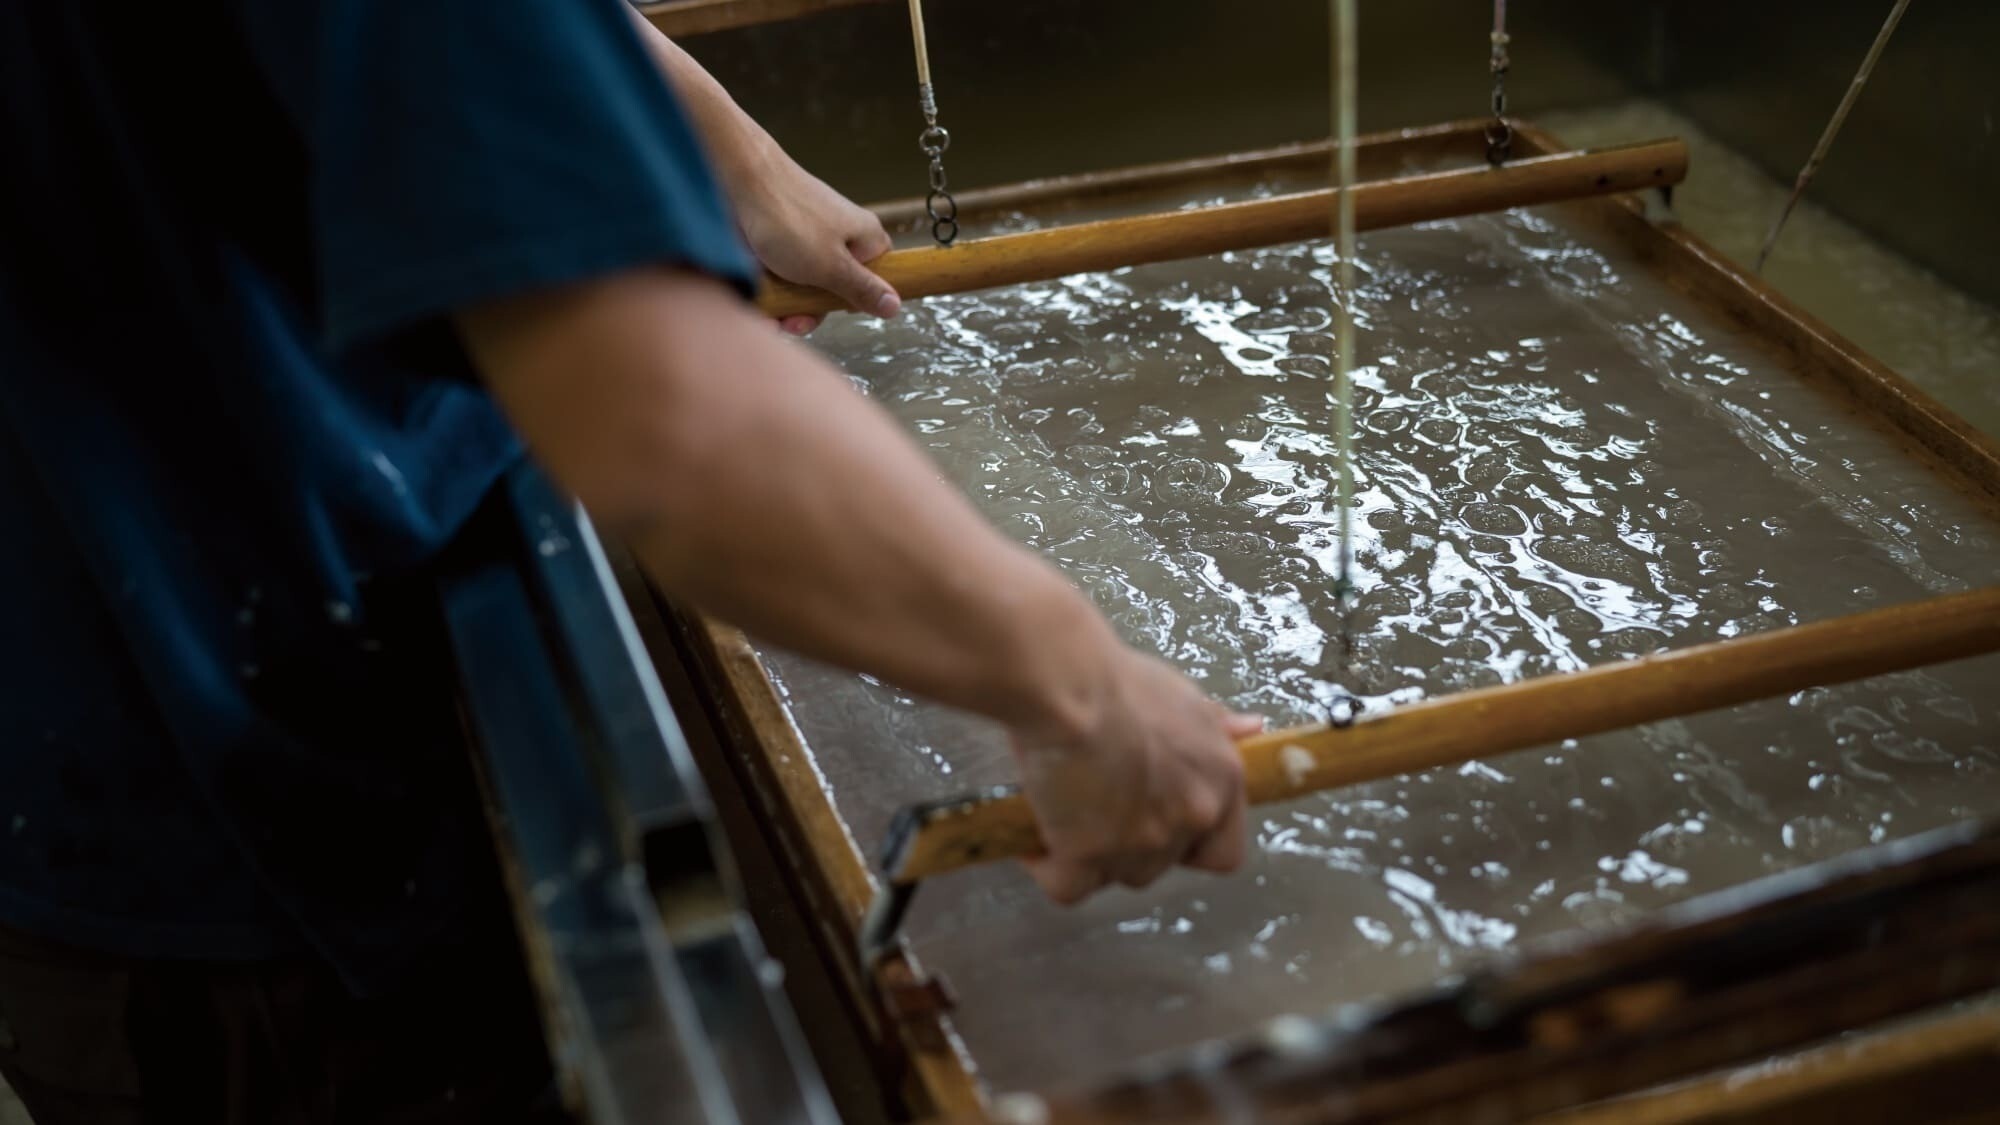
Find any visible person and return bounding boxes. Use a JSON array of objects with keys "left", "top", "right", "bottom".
[{"left": 0, "top": 2, "right": 1253, "bottom": 1121}]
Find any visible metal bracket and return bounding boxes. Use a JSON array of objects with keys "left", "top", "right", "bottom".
[
  {"left": 876, "top": 958, "right": 959, "bottom": 1053},
  {"left": 1642, "top": 183, "right": 1679, "bottom": 227}
]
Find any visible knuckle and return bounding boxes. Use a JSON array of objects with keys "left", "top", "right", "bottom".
[
  {"left": 1131, "top": 822, "right": 1174, "bottom": 855},
  {"left": 1078, "top": 835, "right": 1116, "bottom": 865},
  {"left": 1183, "top": 791, "right": 1222, "bottom": 830}
]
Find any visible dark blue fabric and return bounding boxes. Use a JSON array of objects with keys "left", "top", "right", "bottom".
[{"left": 0, "top": 0, "right": 755, "bottom": 992}]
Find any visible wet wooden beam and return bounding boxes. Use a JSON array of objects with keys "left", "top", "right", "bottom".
[
  {"left": 890, "top": 584, "right": 2000, "bottom": 883},
  {"left": 1539, "top": 998, "right": 2000, "bottom": 1125},
  {"left": 867, "top": 119, "right": 1493, "bottom": 231},
  {"left": 758, "top": 138, "right": 1688, "bottom": 320},
  {"left": 637, "top": 0, "right": 885, "bottom": 38},
  {"left": 1035, "top": 819, "right": 2000, "bottom": 1124}
]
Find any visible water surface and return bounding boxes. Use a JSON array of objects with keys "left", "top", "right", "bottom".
[{"left": 760, "top": 186, "right": 2000, "bottom": 1094}]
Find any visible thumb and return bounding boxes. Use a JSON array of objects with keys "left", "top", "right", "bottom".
[
  {"left": 827, "top": 252, "right": 901, "bottom": 320},
  {"left": 1023, "top": 855, "right": 1108, "bottom": 906}
]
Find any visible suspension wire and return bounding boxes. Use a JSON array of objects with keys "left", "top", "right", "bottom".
[
  {"left": 1327, "top": 0, "right": 1362, "bottom": 728},
  {"left": 1754, "top": 0, "right": 1911, "bottom": 272},
  {"left": 1485, "top": 0, "right": 1512, "bottom": 165},
  {"left": 906, "top": 0, "right": 959, "bottom": 245}
]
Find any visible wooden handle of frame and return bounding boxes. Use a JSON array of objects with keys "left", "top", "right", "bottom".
[
  {"left": 758, "top": 139, "right": 1688, "bottom": 320},
  {"left": 887, "top": 585, "right": 2000, "bottom": 884}
]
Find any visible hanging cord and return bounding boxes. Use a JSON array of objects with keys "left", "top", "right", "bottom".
[
  {"left": 1327, "top": 0, "right": 1363, "bottom": 728},
  {"left": 1485, "top": 0, "right": 1512, "bottom": 165},
  {"left": 907, "top": 0, "right": 959, "bottom": 246},
  {"left": 1754, "top": 0, "right": 1911, "bottom": 272}
]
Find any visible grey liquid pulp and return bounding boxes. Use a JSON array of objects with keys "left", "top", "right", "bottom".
[{"left": 759, "top": 197, "right": 2000, "bottom": 1095}]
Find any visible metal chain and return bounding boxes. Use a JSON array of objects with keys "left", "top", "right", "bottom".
[
  {"left": 918, "top": 85, "right": 959, "bottom": 246},
  {"left": 1483, "top": 0, "right": 1513, "bottom": 166},
  {"left": 907, "top": 0, "right": 958, "bottom": 246},
  {"left": 1485, "top": 0, "right": 1513, "bottom": 165}
]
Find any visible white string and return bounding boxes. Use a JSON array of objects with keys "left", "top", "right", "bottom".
[{"left": 1331, "top": 0, "right": 1358, "bottom": 612}]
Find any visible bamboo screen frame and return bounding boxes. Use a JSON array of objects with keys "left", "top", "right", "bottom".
[{"left": 670, "top": 119, "right": 2000, "bottom": 1120}]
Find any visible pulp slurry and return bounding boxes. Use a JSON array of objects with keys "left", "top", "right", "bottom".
[{"left": 759, "top": 162, "right": 2000, "bottom": 1094}]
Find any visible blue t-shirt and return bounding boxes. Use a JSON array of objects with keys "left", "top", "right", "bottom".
[{"left": 0, "top": 1, "right": 755, "bottom": 992}]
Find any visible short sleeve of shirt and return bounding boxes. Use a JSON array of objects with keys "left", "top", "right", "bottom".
[{"left": 237, "top": 0, "right": 757, "bottom": 351}]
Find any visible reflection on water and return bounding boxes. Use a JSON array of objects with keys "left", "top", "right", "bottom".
[{"left": 756, "top": 194, "right": 2000, "bottom": 1093}]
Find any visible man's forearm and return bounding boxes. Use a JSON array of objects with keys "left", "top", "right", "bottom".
[
  {"left": 460, "top": 269, "right": 1116, "bottom": 738},
  {"left": 626, "top": 13, "right": 783, "bottom": 195}
]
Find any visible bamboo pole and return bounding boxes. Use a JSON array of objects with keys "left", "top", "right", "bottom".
[
  {"left": 759, "top": 138, "right": 1687, "bottom": 320},
  {"left": 888, "top": 585, "right": 2000, "bottom": 883}
]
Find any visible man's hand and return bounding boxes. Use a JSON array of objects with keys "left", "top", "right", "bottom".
[
  {"left": 727, "top": 146, "right": 901, "bottom": 336},
  {"left": 1015, "top": 648, "right": 1257, "bottom": 903},
  {"left": 458, "top": 270, "right": 1249, "bottom": 907},
  {"left": 629, "top": 14, "right": 899, "bottom": 334}
]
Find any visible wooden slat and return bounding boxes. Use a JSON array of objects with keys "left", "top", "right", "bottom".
[
  {"left": 1539, "top": 1000, "right": 2000, "bottom": 1125},
  {"left": 891, "top": 585, "right": 2000, "bottom": 882},
  {"left": 678, "top": 620, "right": 987, "bottom": 1120},
  {"left": 760, "top": 139, "right": 1689, "bottom": 319},
  {"left": 868, "top": 119, "right": 1491, "bottom": 230},
  {"left": 1032, "top": 822, "right": 2000, "bottom": 1124},
  {"left": 637, "top": 0, "right": 885, "bottom": 38}
]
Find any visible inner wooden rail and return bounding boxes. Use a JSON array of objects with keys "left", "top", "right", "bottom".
[
  {"left": 758, "top": 138, "right": 1687, "bottom": 320},
  {"left": 890, "top": 585, "right": 2000, "bottom": 883},
  {"left": 637, "top": 0, "right": 885, "bottom": 38}
]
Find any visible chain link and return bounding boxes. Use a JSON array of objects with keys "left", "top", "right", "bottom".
[{"left": 916, "top": 87, "right": 959, "bottom": 245}]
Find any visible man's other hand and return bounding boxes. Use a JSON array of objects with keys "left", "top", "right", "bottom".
[
  {"left": 1012, "top": 646, "right": 1258, "bottom": 904},
  {"left": 733, "top": 151, "right": 901, "bottom": 336}
]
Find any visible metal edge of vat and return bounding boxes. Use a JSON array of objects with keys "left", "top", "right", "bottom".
[
  {"left": 659, "top": 119, "right": 2000, "bottom": 1121},
  {"left": 437, "top": 463, "right": 841, "bottom": 1125},
  {"left": 634, "top": 0, "right": 887, "bottom": 40}
]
